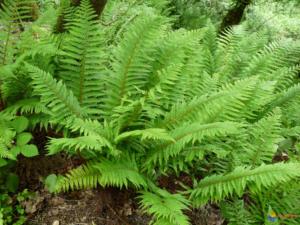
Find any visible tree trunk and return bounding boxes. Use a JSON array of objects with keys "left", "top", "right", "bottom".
[
  {"left": 55, "top": 0, "right": 107, "bottom": 33},
  {"left": 220, "top": 0, "right": 252, "bottom": 31},
  {"left": 72, "top": 0, "right": 107, "bottom": 17}
]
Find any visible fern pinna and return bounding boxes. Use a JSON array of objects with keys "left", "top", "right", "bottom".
[{"left": 3, "top": 0, "right": 300, "bottom": 224}]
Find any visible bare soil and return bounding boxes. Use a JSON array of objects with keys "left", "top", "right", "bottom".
[{"left": 15, "top": 149, "right": 224, "bottom": 225}]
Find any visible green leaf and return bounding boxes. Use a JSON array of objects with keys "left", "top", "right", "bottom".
[
  {"left": 6, "top": 173, "right": 19, "bottom": 193},
  {"left": 10, "top": 146, "right": 21, "bottom": 158},
  {"left": 0, "top": 158, "right": 7, "bottom": 167},
  {"left": 139, "top": 189, "right": 190, "bottom": 225},
  {"left": 115, "top": 128, "right": 175, "bottom": 143},
  {"left": 45, "top": 174, "right": 58, "bottom": 193},
  {"left": 11, "top": 117, "right": 29, "bottom": 133},
  {"left": 16, "top": 132, "right": 32, "bottom": 146},
  {"left": 21, "top": 145, "right": 39, "bottom": 157},
  {"left": 189, "top": 163, "right": 300, "bottom": 206}
]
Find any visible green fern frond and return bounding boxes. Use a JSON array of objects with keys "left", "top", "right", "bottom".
[
  {"left": 156, "top": 77, "right": 257, "bottom": 130},
  {"left": 0, "top": 0, "right": 37, "bottom": 65},
  {"left": 55, "top": 162, "right": 101, "bottom": 192},
  {"left": 216, "top": 27, "right": 268, "bottom": 82},
  {"left": 139, "top": 189, "right": 190, "bottom": 225},
  {"left": 58, "top": 0, "right": 105, "bottom": 114},
  {"left": 145, "top": 121, "right": 242, "bottom": 167},
  {"left": 56, "top": 157, "right": 148, "bottom": 191},
  {"left": 26, "top": 64, "right": 86, "bottom": 122},
  {"left": 273, "top": 66, "right": 300, "bottom": 92},
  {"left": 220, "top": 199, "right": 255, "bottom": 225},
  {"left": 234, "top": 111, "right": 282, "bottom": 166},
  {"left": 240, "top": 41, "right": 300, "bottom": 80},
  {"left": 2, "top": 98, "right": 51, "bottom": 116},
  {"left": 149, "top": 29, "right": 201, "bottom": 82},
  {"left": 103, "top": 14, "right": 167, "bottom": 114},
  {"left": 93, "top": 157, "right": 148, "bottom": 188},
  {"left": 64, "top": 118, "right": 104, "bottom": 136},
  {"left": 189, "top": 163, "right": 300, "bottom": 207},
  {"left": 260, "top": 183, "right": 300, "bottom": 225},
  {"left": 115, "top": 128, "right": 174, "bottom": 143},
  {"left": 47, "top": 135, "right": 113, "bottom": 155},
  {"left": 49, "top": 118, "right": 119, "bottom": 156},
  {"left": 0, "top": 138, "right": 14, "bottom": 159},
  {"left": 269, "top": 84, "right": 300, "bottom": 110}
]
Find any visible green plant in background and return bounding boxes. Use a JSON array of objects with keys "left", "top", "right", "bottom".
[
  {"left": 0, "top": 116, "right": 38, "bottom": 162},
  {"left": 0, "top": 189, "right": 34, "bottom": 225},
  {"left": 15, "top": 0, "right": 300, "bottom": 224},
  {"left": 0, "top": 116, "right": 38, "bottom": 224},
  {"left": 243, "top": 0, "right": 300, "bottom": 40},
  {"left": 1, "top": 0, "right": 300, "bottom": 224},
  {"left": 169, "top": 0, "right": 232, "bottom": 29}
]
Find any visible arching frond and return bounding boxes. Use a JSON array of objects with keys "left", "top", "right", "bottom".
[
  {"left": 58, "top": 0, "right": 105, "bottom": 115},
  {"left": 234, "top": 111, "right": 282, "bottom": 166},
  {"left": 0, "top": 0, "right": 38, "bottom": 65},
  {"left": 189, "top": 163, "right": 300, "bottom": 207},
  {"left": 26, "top": 64, "right": 86, "bottom": 122},
  {"left": 139, "top": 189, "right": 190, "bottom": 225},
  {"left": 156, "top": 77, "right": 258, "bottom": 130},
  {"left": 47, "top": 135, "right": 113, "bottom": 155},
  {"left": 103, "top": 14, "right": 167, "bottom": 114},
  {"left": 145, "top": 121, "right": 242, "bottom": 167},
  {"left": 55, "top": 162, "right": 101, "bottom": 192}
]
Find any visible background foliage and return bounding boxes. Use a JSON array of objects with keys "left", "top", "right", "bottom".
[{"left": 1, "top": 0, "right": 300, "bottom": 224}]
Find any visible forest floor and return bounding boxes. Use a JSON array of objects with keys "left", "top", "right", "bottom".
[{"left": 16, "top": 153, "right": 224, "bottom": 225}]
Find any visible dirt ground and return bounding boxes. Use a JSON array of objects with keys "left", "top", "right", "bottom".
[
  {"left": 15, "top": 148, "right": 224, "bottom": 225},
  {"left": 24, "top": 188, "right": 223, "bottom": 225},
  {"left": 25, "top": 189, "right": 152, "bottom": 225}
]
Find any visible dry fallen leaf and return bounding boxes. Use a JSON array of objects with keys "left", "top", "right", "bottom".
[{"left": 52, "top": 220, "right": 59, "bottom": 225}]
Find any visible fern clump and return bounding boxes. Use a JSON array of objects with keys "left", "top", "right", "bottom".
[{"left": 2, "top": 0, "right": 300, "bottom": 224}]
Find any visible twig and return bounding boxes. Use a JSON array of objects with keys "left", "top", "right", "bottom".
[{"left": 107, "top": 203, "right": 129, "bottom": 225}]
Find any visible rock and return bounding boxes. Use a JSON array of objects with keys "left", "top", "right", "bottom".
[
  {"left": 49, "top": 197, "right": 65, "bottom": 206},
  {"left": 52, "top": 220, "right": 59, "bottom": 225},
  {"left": 51, "top": 209, "right": 59, "bottom": 216},
  {"left": 123, "top": 203, "right": 132, "bottom": 216},
  {"left": 23, "top": 194, "right": 45, "bottom": 214}
]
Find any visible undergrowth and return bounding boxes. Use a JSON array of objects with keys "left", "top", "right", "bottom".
[{"left": 1, "top": 0, "right": 300, "bottom": 224}]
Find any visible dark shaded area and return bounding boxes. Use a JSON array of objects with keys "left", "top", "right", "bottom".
[
  {"left": 220, "top": 0, "right": 252, "bottom": 31},
  {"left": 26, "top": 188, "right": 223, "bottom": 225},
  {"left": 17, "top": 146, "right": 222, "bottom": 225},
  {"left": 0, "top": 99, "right": 4, "bottom": 111},
  {"left": 55, "top": 0, "right": 107, "bottom": 33},
  {"left": 72, "top": 0, "right": 107, "bottom": 16},
  {"left": 26, "top": 189, "right": 151, "bottom": 225}
]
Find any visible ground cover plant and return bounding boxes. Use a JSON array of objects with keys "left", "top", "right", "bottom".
[{"left": 1, "top": 0, "right": 300, "bottom": 224}]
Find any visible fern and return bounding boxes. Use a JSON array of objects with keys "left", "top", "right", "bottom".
[
  {"left": 56, "top": 157, "right": 148, "bottom": 191},
  {"left": 233, "top": 110, "right": 282, "bottom": 166},
  {"left": 220, "top": 199, "right": 255, "bottom": 225},
  {"left": 103, "top": 14, "right": 167, "bottom": 114},
  {"left": 0, "top": 0, "right": 38, "bottom": 65},
  {"left": 145, "top": 121, "right": 242, "bottom": 167},
  {"left": 58, "top": 0, "right": 105, "bottom": 114},
  {"left": 26, "top": 64, "right": 86, "bottom": 122},
  {"left": 139, "top": 189, "right": 190, "bottom": 225},
  {"left": 189, "top": 163, "right": 300, "bottom": 207},
  {"left": 47, "top": 135, "right": 112, "bottom": 155},
  {"left": 2, "top": 1, "right": 300, "bottom": 224},
  {"left": 55, "top": 162, "right": 101, "bottom": 192}
]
